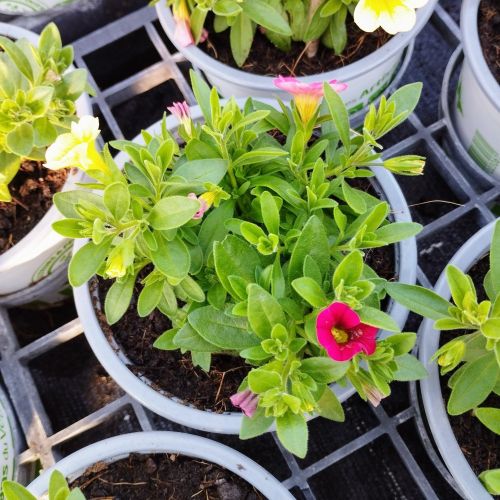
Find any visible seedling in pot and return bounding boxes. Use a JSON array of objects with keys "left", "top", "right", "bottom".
[
  {"left": 46, "top": 70, "right": 428, "bottom": 457},
  {"left": 2, "top": 470, "right": 85, "bottom": 500},
  {"left": 0, "top": 23, "right": 92, "bottom": 202},
  {"left": 387, "top": 219, "right": 500, "bottom": 495},
  {"left": 154, "top": 0, "right": 431, "bottom": 66}
]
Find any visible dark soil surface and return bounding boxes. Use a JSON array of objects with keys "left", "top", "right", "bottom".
[
  {"left": 70, "top": 453, "right": 262, "bottom": 499},
  {"left": 478, "top": 0, "right": 500, "bottom": 84},
  {"left": 94, "top": 275, "right": 250, "bottom": 413},
  {"left": 439, "top": 256, "right": 499, "bottom": 477},
  {"left": 0, "top": 161, "right": 67, "bottom": 255},
  {"left": 200, "top": 15, "right": 390, "bottom": 76}
]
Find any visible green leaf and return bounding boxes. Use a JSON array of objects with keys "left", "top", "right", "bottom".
[
  {"left": 53, "top": 191, "right": 106, "bottom": 219},
  {"left": 151, "top": 236, "right": 190, "bottom": 281},
  {"left": 240, "top": 407, "right": 274, "bottom": 439},
  {"left": 333, "top": 250, "right": 363, "bottom": 287},
  {"left": 387, "top": 83, "right": 422, "bottom": 121},
  {"left": 288, "top": 215, "right": 329, "bottom": 282},
  {"left": 248, "top": 368, "right": 281, "bottom": 393},
  {"left": 33, "top": 117, "right": 57, "bottom": 148},
  {"left": 68, "top": 239, "right": 112, "bottom": 287},
  {"left": 104, "top": 274, "right": 135, "bottom": 325},
  {"left": 198, "top": 200, "right": 234, "bottom": 258},
  {"left": 475, "top": 407, "right": 500, "bottom": 435},
  {"left": 448, "top": 353, "right": 497, "bottom": 415},
  {"left": 175, "top": 159, "right": 228, "bottom": 185},
  {"left": 479, "top": 469, "right": 500, "bottom": 495},
  {"left": 2, "top": 481, "right": 37, "bottom": 500},
  {"left": 292, "top": 277, "right": 328, "bottom": 308},
  {"left": 491, "top": 220, "right": 500, "bottom": 296},
  {"left": 481, "top": 318, "right": 500, "bottom": 340},
  {"left": 190, "top": 69, "right": 212, "bottom": 124},
  {"left": 317, "top": 387, "right": 345, "bottom": 421},
  {"left": 104, "top": 182, "right": 130, "bottom": 220},
  {"left": 148, "top": 196, "right": 200, "bottom": 230},
  {"left": 0, "top": 36, "right": 33, "bottom": 81},
  {"left": 385, "top": 283, "right": 452, "bottom": 320},
  {"left": 385, "top": 333, "right": 416, "bottom": 356},
  {"left": 276, "top": 411, "right": 308, "bottom": 458},
  {"left": 49, "top": 470, "right": 69, "bottom": 499},
  {"left": 230, "top": 13, "right": 254, "bottom": 67},
  {"left": 323, "top": 82, "right": 350, "bottom": 151},
  {"left": 188, "top": 306, "right": 260, "bottom": 350},
  {"left": 300, "top": 357, "right": 349, "bottom": 383},
  {"left": 260, "top": 190, "right": 280, "bottom": 235},
  {"left": 137, "top": 279, "right": 164, "bottom": 317},
  {"left": 213, "top": 0, "right": 242, "bottom": 15},
  {"left": 174, "top": 322, "right": 219, "bottom": 352},
  {"left": 247, "top": 284, "right": 286, "bottom": 339},
  {"left": 393, "top": 354, "right": 428, "bottom": 381},
  {"left": 358, "top": 306, "right": 400, "bottom": 332},
  {"left": 153, "top": 329, "right": 177, "bottom": 350},
  {"left": 375, "top": 222, "right": 422, "bottom": 244},
  {"left": 341, "top": 180, "right": 366, "bottom": 214},
  {"left": 6, "top": 123, "right": 34, "bottom": 157},
  {"left": 241, "top": 0, "right": 292, "bottom": 36},
  {"left": 214, "top": 235, "right": 261, "bottom": 299},
  {"left": 446, "top": 265, "right": 475, "bottom": 309},
  {"left": 67, "top": 489, "right": 86, "bottom": 500},
  {"left": 191, "top": 351, "right": 211, "bottom": 371}
]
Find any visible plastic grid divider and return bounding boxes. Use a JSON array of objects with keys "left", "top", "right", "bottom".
[{"left": 0, "top": 2, "right": 498, "bottom": 498}]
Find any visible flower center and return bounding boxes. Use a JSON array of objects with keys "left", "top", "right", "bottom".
[{"left": 331, "top": 327, "right": 349, "bottom": 344}]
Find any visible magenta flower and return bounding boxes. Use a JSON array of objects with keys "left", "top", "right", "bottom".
[
  {"left": 230, "top": 389, "right": 258, "bottom": 417},
  {"left": 187, "top": 192, "right": 209, "bottom": 219},
  {"left": 173, "top": 0, "right": 194, "bottom": 47},
  {"left": 316, "top": 302, "right": 377, "bottom": 362},
  {"left": 273, "top": 76, "right": 348, "bottom": 124},
  {"left": 168, "top": 101, "right": 192, "bottom": 135}
]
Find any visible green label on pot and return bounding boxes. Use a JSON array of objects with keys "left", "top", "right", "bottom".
[
  {"left": 468, "top": 130, "right": 500, "bottom": 175},
  {"left": 0, "top": 399, "right": 15, "bottom": 498},
  {"left": 31, "top": 240, "right": 72, "bottom": 284}
]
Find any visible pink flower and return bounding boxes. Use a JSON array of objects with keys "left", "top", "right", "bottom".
[
  {"left": 316, "top": 302, "right": 377, "bottom": 362},
  {"left": 199, "top": 29, "right": 209, "bottom": 43},
  {"left": 273, "top": 76, "right": 348, "bottom": 124},
  {"left": 173, "top": 0, "right": 194, "bottom": 47},
  {"left": 168, "top": 101, "right": 192, "bottom": 135},
  {"left": 230, "top": 389, "right": 258, "bottom": 417},
  {"left": 187, "top": 192, "right": 209, "bottom": 219}
]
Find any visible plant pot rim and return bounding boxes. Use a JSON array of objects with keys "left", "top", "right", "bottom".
[
  {"left": 73, "top": 103, "right": 417, "bottom": 434},
  {"left": 0, "top": 23, "right": 92, "bottom": 271},
  {"left": 460, "top": 0, "right": 500, "bottom": 113},
  {"left": 156, "top": 0, "right": 437, "bottom": 89},
  {"left": 27, "top": 431, "right": 293, "bottom": 499},
  {"left": 418, "top": 220, "right": 498, "bottom": 500}
]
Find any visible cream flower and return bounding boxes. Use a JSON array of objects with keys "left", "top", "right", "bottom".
[
  {"left": 354, "top": 0, "right": 429, "bottom": 35},
  {"left": 44, "top": 116, "right": 101, "bottom": 171}
]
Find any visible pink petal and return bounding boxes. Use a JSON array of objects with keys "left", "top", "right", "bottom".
[
  {"left": 325, "top": 340, "right": 362, "bottom": 362},
  {"left": 327, "top": 79, "right": 348, "bottom": 93},
  {"left": 174, "top": 19, "right": 194, "bottom": 48},
  {"left": 230, "top": 389, "right": 252, "bottom": 407}
]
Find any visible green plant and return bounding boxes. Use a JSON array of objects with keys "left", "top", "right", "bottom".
[
  {"left": 2, "top": 470, "right": 85, "bottom": 500},
  {"left": 159, "top": 0, "right": 429, "bottom": 67},
  {"left": 0, "top": 23, "right": 92, "bottom": 201},
  {"left": 45, "top": 70, "right": 427, "bottom": 457},
  {"left": 386, "top": 220, "right": 500, "bottom": 494}
]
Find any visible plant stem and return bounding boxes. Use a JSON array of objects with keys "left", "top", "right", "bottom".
[{"left": 306, "top": 0, "right": 322, "bottom": 58}]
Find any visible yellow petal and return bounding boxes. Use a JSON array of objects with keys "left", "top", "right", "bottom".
[{"left": 70, "top": 115, "right": 100, "bottom": 143}]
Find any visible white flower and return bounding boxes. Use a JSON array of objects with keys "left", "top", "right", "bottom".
[
  {"left": 45, "top": 116, "right": 100, "bottom": 170},
  {"left": 354, "top": 0, "right": 429, "bottom": 35}
]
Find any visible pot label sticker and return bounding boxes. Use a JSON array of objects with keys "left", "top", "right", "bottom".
[
  {"left": 31, "top": 240, "right": 72, "bottom": 284},
  {"left": 468, "top": 130, "right": 500, "bottom": 176},
  {"left": 0, "top": 398, "right": 15, "bottom": 498}
]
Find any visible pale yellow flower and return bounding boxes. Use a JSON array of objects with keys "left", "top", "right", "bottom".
[
  {"left": 44, "top": 116, "right": 102, "bottom": 171},
  {"left": 354, "top": 0, "right": 429, "bottom": 35}
]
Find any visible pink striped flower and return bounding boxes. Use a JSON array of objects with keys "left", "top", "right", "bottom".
[
  {"left": 274, "top": 76, "right": 348, "bottom": 124},
  {"left": 168, "top": 101, "right": 192, "bottom": 135},
  {"left": 173, "top": 0, "right": 194, "bottom": 47},
  {"left": 230, "top": 389, "right": 259, "bottom": 417},
  {"left": 316, "top": 302, "right": 377, "bottom": 362},
  {"left": 187, "top": 193, "right": 209, "bottom": 220}
]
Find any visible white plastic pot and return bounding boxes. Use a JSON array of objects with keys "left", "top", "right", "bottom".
[
  {"left": 419, "top": 220, "right": 498, "bottom": 500},
  {"left": 0, "top": 0, "right": 75, "bottom": 15},
  {"left": 27, "top": 431, "right": 293, "bottom": 499},
  {"left": 0, "top": 23, "right": 92, "bottom": 304},
  {"left": 156, "top": 0, "right": 437, "bottom": 114},
  {"left": 452, "top": 0, "right": 500, "bottom": 179},
  {"left": 0, "top": 384, "right": 22, "bottom": 483},
  {"left": 73, "top": 105, "right": 417, "bottom": 434}
]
